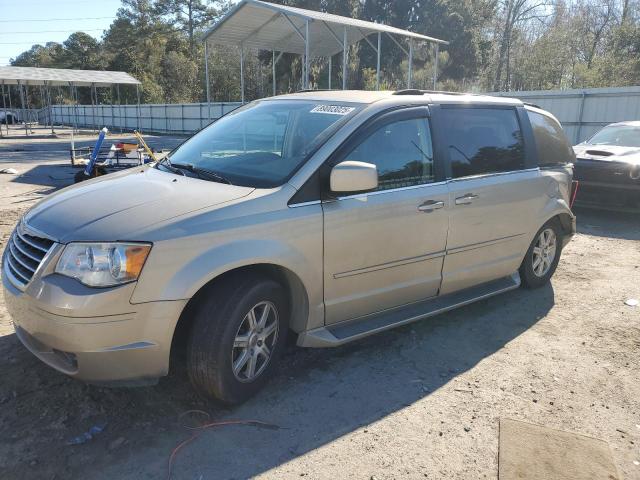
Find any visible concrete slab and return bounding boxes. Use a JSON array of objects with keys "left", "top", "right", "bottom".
[{"left": 499, "top": 418, "right": 619, "bottom": 480}]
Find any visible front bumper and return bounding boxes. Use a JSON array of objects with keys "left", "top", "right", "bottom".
[
  {"left": 574, "top": 159, "right": 640, "bottom": 209},
  {"left": 2, "top": 262, "right": 187, "bottom": 384}
]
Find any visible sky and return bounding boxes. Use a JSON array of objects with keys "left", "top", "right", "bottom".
[{"left": 0, "top": 0, "right": 123, "bottom": 66}]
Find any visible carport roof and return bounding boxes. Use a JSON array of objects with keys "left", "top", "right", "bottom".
[
  {"left": 203, "top": 0, "right": 448, "bottom": 57},
  {"left": 0, "top": 66, "right": 141, "bottom": 87}
]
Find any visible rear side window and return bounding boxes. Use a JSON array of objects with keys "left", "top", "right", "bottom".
[
  {"left": 345, "top": 118, "right": 434, "bottom": 191},
  {"left": 527, "top": 110, "right": 575, "bottom": 166},
  {"left": 441, "top": 107, "right": 525, "bottom": 178}
]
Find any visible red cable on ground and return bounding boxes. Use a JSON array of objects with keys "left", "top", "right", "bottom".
[{"left": 167, "top": 410, "right": 280, "bottom": 480}]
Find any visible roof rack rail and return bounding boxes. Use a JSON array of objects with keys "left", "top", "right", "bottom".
[
  {"left": 296, "top": 89, "right": 337, "bottom": 93},
  {"left": 393, "top": 89, "right": 470, "bottom": 96},
  {"left": 522, "top": 101, "right": 542, "bottom": 109},
  {"left": 393, "top": 89, "right": 426, "bottom": 95}
]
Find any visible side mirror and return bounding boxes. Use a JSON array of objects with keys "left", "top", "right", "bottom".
[{"left": 330, "top": 161, "right": 378, "bottom": 193}]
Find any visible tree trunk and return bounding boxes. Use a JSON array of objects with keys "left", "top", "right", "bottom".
[
  {"left": 188, "top": 0, "right": 194, "bottom": 55},
  {"left": 494, "top": 22, "right": 511, "bottom": 91},
  {"left": 621, "top": 0, "right": 630, "bottom": 25}
]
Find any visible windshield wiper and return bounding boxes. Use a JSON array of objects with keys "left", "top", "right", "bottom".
[
  {"left": 171, "top": 163, "right": 233, "bottom": 185},
  {"left": 157, "top": 156, "right": 185, "bottom": 175}
]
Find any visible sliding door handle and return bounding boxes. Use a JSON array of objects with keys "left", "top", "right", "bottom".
[
  {"left": 418, "top": 200, "right": 445, "bottom": 212},
  {"left": 455, "top": 193, "right": 479, "bottom": 205}
]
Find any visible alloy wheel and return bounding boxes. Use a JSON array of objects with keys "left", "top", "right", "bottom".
[
  {"left": 231, "top": 301, "right": 279, "bottom": 382},
  {"left": 532, "top": 228, "right": 557, "bottom": 277}
]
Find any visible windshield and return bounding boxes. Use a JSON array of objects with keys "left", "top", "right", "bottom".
[
  {"left": 161, "top": 100, "right": 362, "bottom": 187},
  {"left": 587, "top": 125, "right": 640, "bottom": 147}
]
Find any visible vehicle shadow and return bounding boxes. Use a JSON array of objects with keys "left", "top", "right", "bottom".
[
  {"left": 574, "top": 206, "right": 640, "bottom": 241},
  {"left": 54, "top": 283, "right": 555, "bottom": 480},
  {"left": 0, "top": 284, "right": 554, "bottom": 479}
]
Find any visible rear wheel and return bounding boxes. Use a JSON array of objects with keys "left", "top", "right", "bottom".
[
  {"left": 187, "top": 274, "right": 288, "bottom": 404},
  {"left": 519, "top": 220, "right": 562, "bottom": 289}
]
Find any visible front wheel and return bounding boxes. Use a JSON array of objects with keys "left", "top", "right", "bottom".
[
  {"left": 519, "top": 220, "right": 562, "bottom": 289},
  {"left": 187, "top": 275, "right": 288, "bottom": 405}
]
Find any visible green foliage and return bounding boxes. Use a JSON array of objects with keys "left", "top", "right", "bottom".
[{"left": 7, "top": 0, "right": 640, "bottom": 109}]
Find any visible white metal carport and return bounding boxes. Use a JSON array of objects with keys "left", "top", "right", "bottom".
[
  {"left": 203, "top": 0, "right": 448, "bottom": 103},
  {"left": 0, "top": 66, "right": 141, "bottom": 137}
]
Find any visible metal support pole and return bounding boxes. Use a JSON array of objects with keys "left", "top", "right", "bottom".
[
  {"left": 46, "top": 82, "right": 54, "bottom": 134},
  {"left": 136, "top": 84, "right": 141, "bottom": 133},
  {"left": 240, "top": 45, "right": 245, "bottom": 103},
  {"left": 328, "top": 56, "right": 332, "bottom": 89},
  {"left": 576, "top": 91, "right": 587, "bottom": 144},
  {"left": 304, "top": 20, "right": 310, "bottom": 89},
  {"left": 91, "top": 83, "right": 97, "bottom": 130},
  {"left": 376, "top": 32, "right": 382, "bottom": 90},
  {"left": 205, "top": 40, "right": 211, "bottom": 120},
  {"left": 433, "top": 43, "right": 439, "bottom": 90},
  {"left": 5, "top": 84, "right": 13, "bottom": 135},
  {"left": 38, "top": 85, "right": 44, "bottom": 127},
  {"left": 19, "top": 82, "right": 28, "bottom": 136},
  {"left": 110, "top": 86, "right": 115, "bottom": 131},
  {"left": 272, "top": 50, "right": 276, "bottom": 96},
  {"left": 116, "top": 84, "right": 122, "bottom": 133},
  {"left": 1, "top": 82, "right": 8, "bottom": 137},
  {"left": 342, "top": 27, "right": 348, "bottom": 90},
  {"left": 57, "top": 87, "right": 64, "bottom": 127},
  {"left": 408, "top": 40, "right": 413, "bottom": 88},
  {"left": 71, "top": 84, "right": 79, "bottom": 133}
]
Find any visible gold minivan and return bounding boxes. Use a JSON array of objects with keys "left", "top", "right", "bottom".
[{"left": 2, "top": 90, "right": 576, "bottom": 404}]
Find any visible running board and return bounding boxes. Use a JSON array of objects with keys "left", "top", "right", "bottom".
[{"left": 297, "top": 273, "right": 521, "bottom": 347}]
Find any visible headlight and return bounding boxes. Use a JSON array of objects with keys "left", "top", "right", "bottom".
[{"left": 55, "top": 243, "right": 152, "bottom": 287}]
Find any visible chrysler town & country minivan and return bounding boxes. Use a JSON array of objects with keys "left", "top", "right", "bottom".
[{"left": 2, "top": 90, "right": 576, "bottom": 404}]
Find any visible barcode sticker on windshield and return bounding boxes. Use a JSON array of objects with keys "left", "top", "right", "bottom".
[{"left": 310, "top": 105, "right": 355, "bottom": 115}]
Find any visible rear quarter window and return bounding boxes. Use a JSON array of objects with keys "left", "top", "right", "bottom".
[
  {"left": 440, "top": 107, "right": 526, "bottom": 178},
  {"left": 527, "top": 110, "right": 575, "bottom": 167}
]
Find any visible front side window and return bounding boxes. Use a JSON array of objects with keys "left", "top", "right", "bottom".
[
  {"left": 528, "top": 110, "right": 574, "bottom": 166},
  {"left": 161, "top": 100, "right": 362, "bottom": 187},
  {"left": 586, "top": 124, "right": 640, "bottom": 147},
  {"left": 441, "top": 107, "right": 525, "bottom": 178},
  {"left": 344, "top": 118, "right": 434, "bottom": 191}
]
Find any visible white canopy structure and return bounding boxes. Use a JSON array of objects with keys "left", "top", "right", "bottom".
[
  {"left": 203, "top": 0, "right": 448, "bottom": 102},
  {"left": 0, "top": 66, "right": 142, "bottom": 136},
  {"left": 0, "top": 66, "right": 140, "bottom": 87}
]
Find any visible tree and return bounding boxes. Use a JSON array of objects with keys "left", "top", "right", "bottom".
[
  {"left": 155, "top": 0, "right": 222, "bottom": 54},
  {"left": 493, "top": 0, "right": 551, "bottom": 91}
]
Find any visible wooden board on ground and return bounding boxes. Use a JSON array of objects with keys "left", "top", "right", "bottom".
[{"left": 499, "top": 418, "right": 619, "bottom": 480}]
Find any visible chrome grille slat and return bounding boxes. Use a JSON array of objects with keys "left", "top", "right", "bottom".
[
  {"left": 8, "top": 242, "right": 37, "bottom": 273},
  {"left": 5, "top": 227, "right": 55, "bottom": 289},
  {"left": 11, "top": 236, "right": 43, "bottom": 263},
  {"left": 16, "top": 229, "right": 50, "bottom": 253},
  {"left": 7, "top": 265, "right": 29, "bottom": 284},
  {"left": 6, "top": 253, "right": 31, "bottom": 283}
]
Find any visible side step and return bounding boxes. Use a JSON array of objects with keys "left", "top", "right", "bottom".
[{"left": 297, "top": 273, "right": 521, "bottom": 347}]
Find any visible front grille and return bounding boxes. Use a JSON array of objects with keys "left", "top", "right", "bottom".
[{"left": 5, "top": 228, "right": 54, "bottom": 288}]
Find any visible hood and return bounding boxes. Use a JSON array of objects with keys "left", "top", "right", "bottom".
[
  {"left": 573, "top": 144, "right": 640, "bottom": 165},
  {"left": 24, "top": 166, "right": 254, "bottom": 243}
]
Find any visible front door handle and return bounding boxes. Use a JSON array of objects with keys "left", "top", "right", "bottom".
[
  {"left": 455, "top": 193, "right": 479, "bottom": 205},
  {"left": 418, "top": 200, "right": 445, "bottom": 212}
]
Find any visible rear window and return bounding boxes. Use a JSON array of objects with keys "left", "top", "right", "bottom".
[
  {"left": 440, "top": 107, "right": 525, "bottom": 178},
  {"left": 527, "top": 110, "right": 575, "bottom": 166}
]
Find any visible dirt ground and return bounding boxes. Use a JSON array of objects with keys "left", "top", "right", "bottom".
[{"left": 0, "top": 131, "right": 639, "bottom": 480}]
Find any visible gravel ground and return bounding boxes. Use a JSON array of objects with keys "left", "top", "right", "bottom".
[{"left": 0, "top": 134, "right": 639, "bottom": 480}]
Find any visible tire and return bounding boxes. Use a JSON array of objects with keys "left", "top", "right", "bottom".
[
  {"left": 519, "top": 219, "right": 562, "bottom": 289},
  {"left": 187, "top": 274, "right": 288, "bottom": 405}
]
